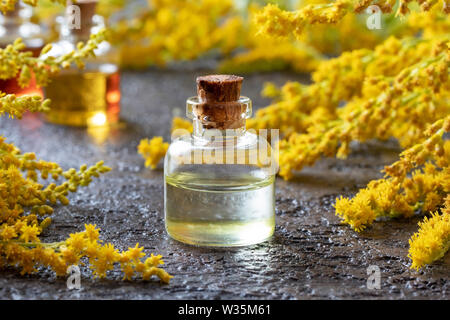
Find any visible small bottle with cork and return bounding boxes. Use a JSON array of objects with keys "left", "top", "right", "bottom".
[
  {"left": 164, "top": 75, "right": 277, "bottom": 247},
  {"left": 42, "top": 0, "right": 120, "bottom": 127}
]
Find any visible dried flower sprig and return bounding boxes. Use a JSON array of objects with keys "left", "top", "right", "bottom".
[
  {"left": 384, "top": 117, "right": 450, "bottom": 178},
  {"left": 1, "top": 30, "right": 107, "bottom": 89},
  {"left": 1, "top": 5, "right": 172, "bottom": 281},
  {"left": 255, "top": 0, "right": 449, "bottom": 39},
  {"left": 334, "top": 116, "right": 450, "bottom": 232},
  {"left": 275, "top": 39, "right": 449, "bottom": 179},
  {"left": 110, "top": 0, "right": 239, "bottom": 67},
  {"left": 138, "top": 137, "right": 169, "bottom": 170},
  {"left": 0, "top": 93, "right": 50, "bottom": 119},
  {"left": 0, "top": 0, "right": 66, "bottom": 14},
  {"left": 138, "top": 117, "right": 192, "bottom": 169},
  {"left": 109, "top": 0, "right": 393, "bottom": 72},
  {"left": 335, "top": 162, "right": 450, "bottom": 231},
  {"left": 247, "top": 36, "right": 440, "bottom": 136},
  {"left": 0, "top": 138, "right": 173, "bottom": 281},
  {"left": 408, "top": 195, "right": 450, "bottom": 270},
  {"left": 1, "top": 223, "right": 172, "bottom": 282}
]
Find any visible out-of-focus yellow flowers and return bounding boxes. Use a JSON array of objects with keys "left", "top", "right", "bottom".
[
  {"left": 408, "top": 195, "right": 450, "bottom": 271},
  {"left": 335, "top": 117, "right": 450, "bottom": 268},
  {"left": 109, "top": 0, "right": 405, "bottom": 72},
  {"left": 4, "top": 0, "right": 448, "bottom": 271},
  {"left": 0, "top": 30, "right": 108, "bottom": 119},
  {"left": 255, "top": 0, "right": 449, "bottom": 39},
  {"left": 0, "top": 4, "right": 171, "bottom": 282},
  {"left": 133, "top": 2, "right": 450, "bottom": 269},
  {"left": 138, "top": 136, "right": 169, "bottom": 169}
]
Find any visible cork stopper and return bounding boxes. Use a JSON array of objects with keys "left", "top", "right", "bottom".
[
  {"left": 67, "top": 0, "right": 97, "bottom": 38},
  {"left": 194, "top": 75, "right": 245, "bottom": 129}
]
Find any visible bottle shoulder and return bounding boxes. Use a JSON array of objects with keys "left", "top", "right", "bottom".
[
  {"left": 167, "top": 131, "right": 271, "bottom": 151},
  {"left": 165, "top": 131, "right": 278, "bottom": 177}
]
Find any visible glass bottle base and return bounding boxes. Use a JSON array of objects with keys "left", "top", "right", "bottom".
[{"left": 166, "top": 218, "right": 274, "bottom": 247}]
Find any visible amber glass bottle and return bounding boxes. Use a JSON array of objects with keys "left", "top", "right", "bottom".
[
  {"left": 0, "top": 2, "right": 47, "bottom": 97},
  {"left": 42, "top": 0, "right": 120, "bottom": 127}
]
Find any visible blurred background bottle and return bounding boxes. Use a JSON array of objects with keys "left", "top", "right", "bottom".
[
  {"left": 42, "top": 0, "right": 120, "bottom": 127},
  {"left": 0, "top": 1, "right": 47, "bottom": 97}
]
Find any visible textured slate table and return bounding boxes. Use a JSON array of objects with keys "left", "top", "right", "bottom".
[{"left": 0, "top": 69, "right": 448, "bottom": 299}]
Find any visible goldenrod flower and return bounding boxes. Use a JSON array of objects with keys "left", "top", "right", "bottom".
[
  {"left": 255, "top": 0, "right": 449, "bottom": 39},
  {"left": 408, "top": 196, "right": 450, "bottom": 270},
  {"left": 138, "top": 137, "right": 169, "bottom": 169}
]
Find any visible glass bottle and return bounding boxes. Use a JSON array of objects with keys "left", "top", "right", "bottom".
[
  {"left": 0, "top": 1, "right": 47, "bottom": 97},
  {"left": 164, "top": 75, "right": 277, "bottom": 247},
  {"left": 42, "top": 0, "right": 120, "bottom": 127}
]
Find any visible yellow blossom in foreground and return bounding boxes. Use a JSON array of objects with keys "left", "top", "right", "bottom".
[
  {"left": 334, "top": 119, "right": 450, "bottom": 233},
  {"left": 0, "top": 1, "right": 172, "bottom": 284},
  {"left": 408, "top": 196, "right": 450, "bottom": 270},
  {"left": 0, "top": 224, "right": 172, "bottom": 283},
  {"left": 138, "top": 137, "right": 169, "bottom": 169}
]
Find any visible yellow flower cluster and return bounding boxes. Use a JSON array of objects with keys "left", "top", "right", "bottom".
[
  {"left": 110, "top": 0, "right": 238, "bottom": 67},
  {"left": 29, "top": 0, "right": 417, "bottom": 74},
  {"left": 255, "top": 0, "right": 352, "bottom": 39},
  {"left": 295, "top": 0, "right": 384, "bottom": 55},
  {"left": 138, "top": 117, "right": 192, "bottom": 169},
  {"left": 1, "top": 30, "right": 107, "bottom": 88},
  {"left": 1, "top": 223, "right": 172, "bottom": 282},
  {"left": 408, "top": 195, "right": 450, "bottom": 270},
  {"left": 0, "top": 30, "right": 107, "bottom": 120},
  {"left": 107, "top": 0, "right": 395, "bottom": 72},
  {"left": 334, "top": 116, "right": 450, "bottom": 267},
  {"left": 0, "top": 135, "right": 172, "bottom": 281},
  {"left": 0, "top": 93, "right": 50, "bottom": 119},
  {"left": 248, "top": 36, "right": 440, "bottom": 135},
  {"left": 1, "top": 2, "right": 172, "bottom": 282},
  {"left": 137, "top": 136, "right": 169, "bottom": 169},
  {"left": 255, "top": 0, "right": 449, "bottom": 39},
  {"left": 335, "top": 161, "right": 450, "bottom": 231},
  {"left": 218, "top": 4, "right": 325, "bottom": 74},
  {"left": 247, "top": 8, "right": 450, "bottom": 268},
  {"left": 261, "top": 37, "right": 449, "bottom": 179}
]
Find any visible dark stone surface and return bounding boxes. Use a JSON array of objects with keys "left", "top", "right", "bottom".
[{"left": 0, "top": 69, "right": 448, "bottom": 299}]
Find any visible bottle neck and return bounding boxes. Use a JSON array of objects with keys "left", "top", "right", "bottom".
[{"left": 186, "top": 96, "right": 252, "bottom": 140}]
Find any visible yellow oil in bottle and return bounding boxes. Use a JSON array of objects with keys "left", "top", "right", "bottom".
[
  {"left": 43, "top": 66, "right": 120, "bottom": 127},
  {"left": 165, "top": 169, "right": 275, "bottom": 247}
]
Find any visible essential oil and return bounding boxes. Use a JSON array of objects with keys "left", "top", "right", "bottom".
[
  {"left": 164, "top": 75, "right": 276, "bottom": 246},
  {"left": 43, "top": 67, "right": 120, "bottom": 126},
  {"left": 42, "top": 0, "right": 120, "bottom": 127}
]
